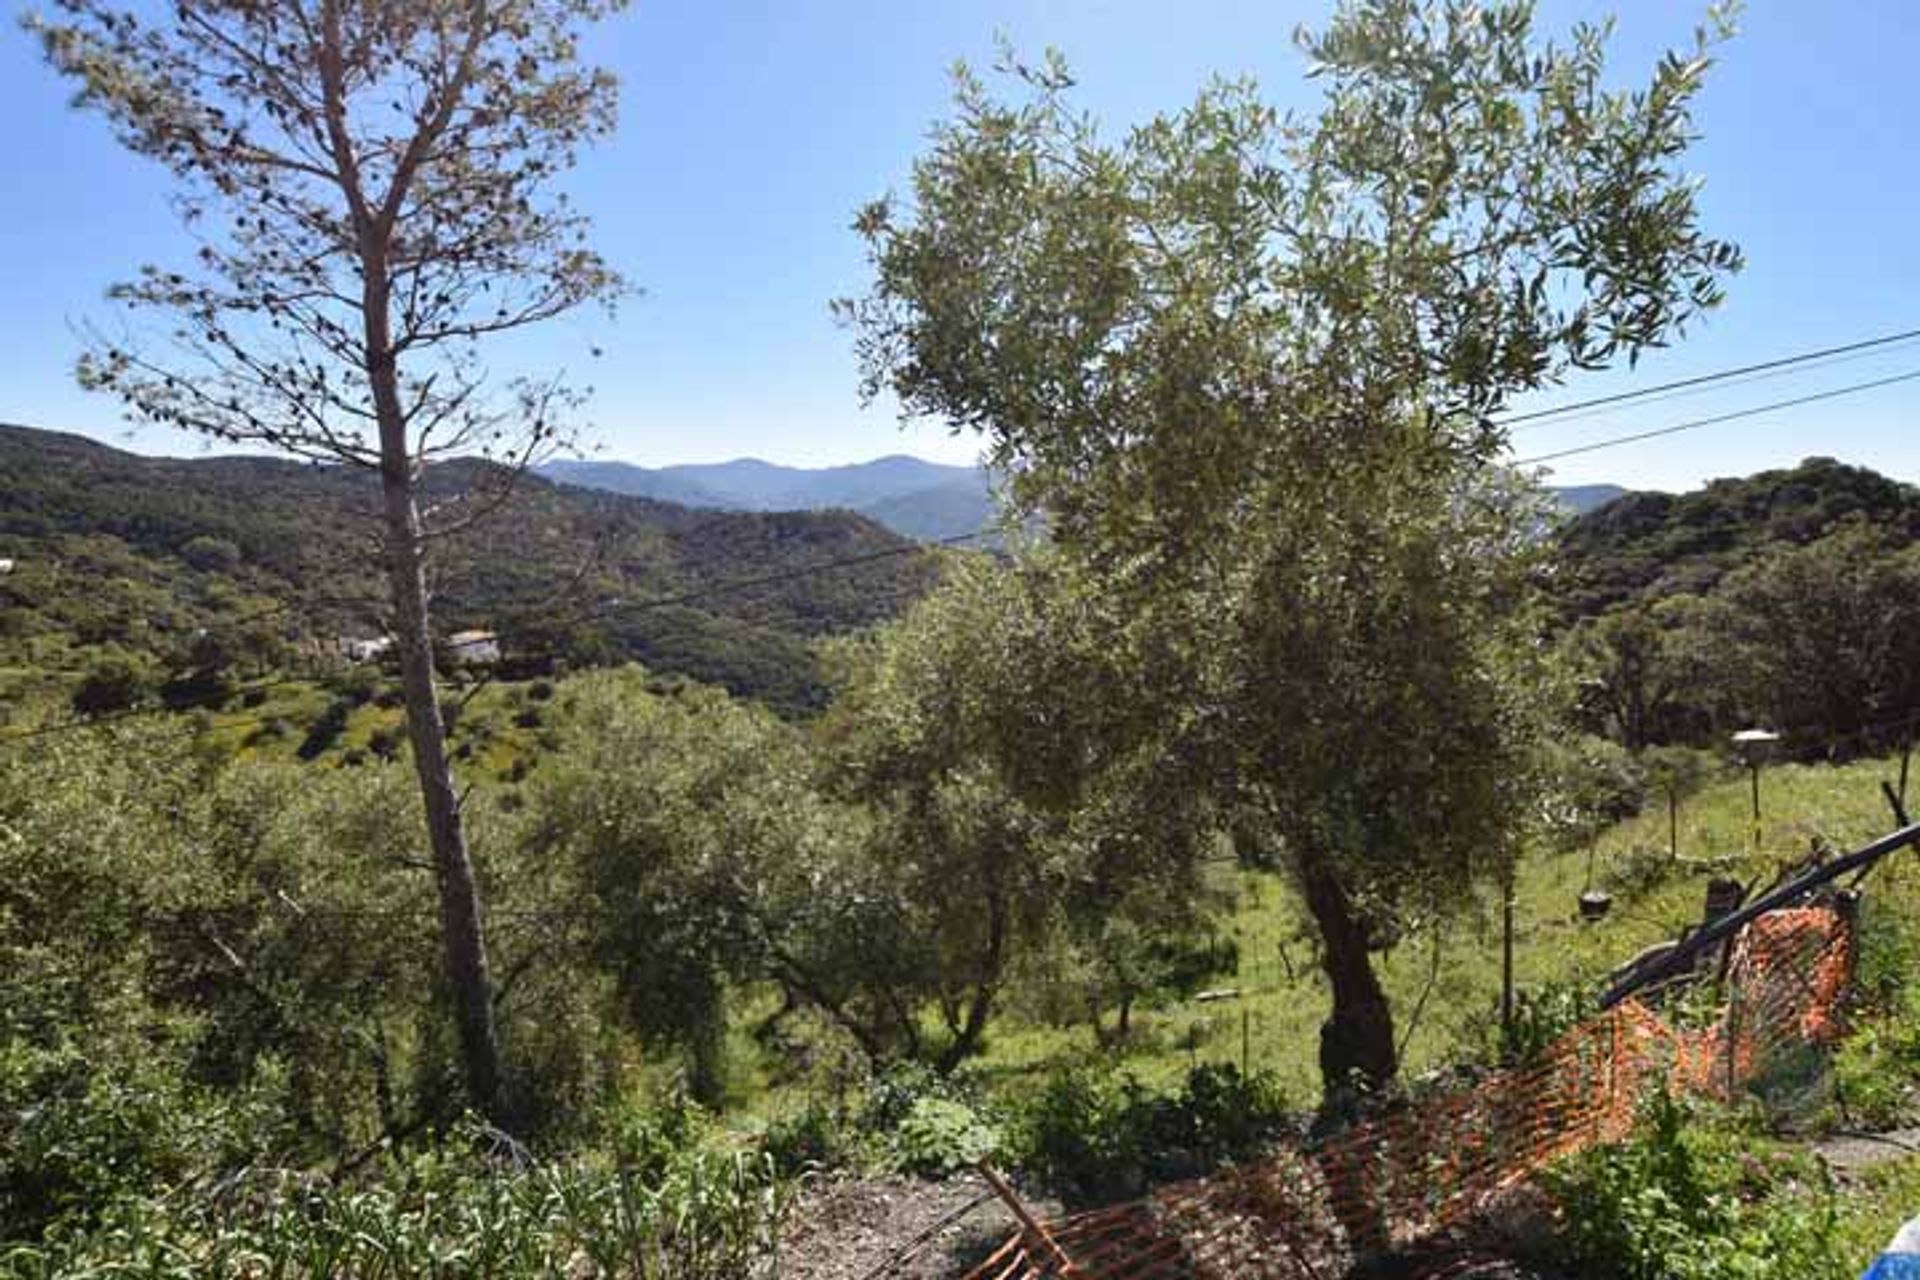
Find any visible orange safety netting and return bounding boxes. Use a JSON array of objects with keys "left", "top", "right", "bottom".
[{"left": 966, "top": 903, "right": 1855, "bottom": 1280}]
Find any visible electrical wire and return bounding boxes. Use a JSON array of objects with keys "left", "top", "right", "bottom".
[
  {"left": 1500, "top": 326, "right": 1920, "bottom": 428},
  {"left": 1512, "top": 368, "right": 1920, "bottom": 467}
]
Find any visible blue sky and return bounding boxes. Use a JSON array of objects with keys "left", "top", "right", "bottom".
[{"left": 3, "top": 0, "right": 1916, "bottom": 492}]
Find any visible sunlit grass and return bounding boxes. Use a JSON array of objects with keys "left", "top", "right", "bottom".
[{"left": 949, "top": 751, "right": 1920, "bottom": 1108}]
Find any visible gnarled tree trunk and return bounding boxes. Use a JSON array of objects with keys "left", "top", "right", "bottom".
[{"left": 1299, "top": 857, "right": 1396, "bottom": 1103}]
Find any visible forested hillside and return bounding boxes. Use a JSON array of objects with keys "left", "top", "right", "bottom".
[
  {"left": 0, "top": 424, "right": 940, "bottom": 714},
  {"left": 1554, "top": 456, "right": 1920, "bottom": 617},
  {"left": 1554, "top": 456, "right": 1920, "bottom": 754}
]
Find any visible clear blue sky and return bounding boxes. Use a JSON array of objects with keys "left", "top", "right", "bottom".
[{"left": 3, "top": 1, "right": 1916, "bottom": 493}]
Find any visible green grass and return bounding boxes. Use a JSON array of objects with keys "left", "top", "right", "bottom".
[{"left": 940, "top": 752, "right": 1920, "bottom": 1108}]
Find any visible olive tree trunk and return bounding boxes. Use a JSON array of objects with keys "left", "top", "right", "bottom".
[{"left": 1299, "top": 859, "right": 1396, "bottom": 1102}]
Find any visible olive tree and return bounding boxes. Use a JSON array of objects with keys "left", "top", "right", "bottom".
[
  {"left": 843, "top": 0, "right": 1741, "bottom": 1098},
  {"left": 29, "top": 0, "right": 628, "bottom": 1123},
  {"left": 828, "top": 554, "right": 1224, "bottom": 1068}
]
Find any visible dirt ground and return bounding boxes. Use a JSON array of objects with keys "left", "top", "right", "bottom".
[
  {"left": 1810, "top": 1125, "right": 1920, "bottom": 1183},
  {"left": 775, "top": 1126, "right": 1920, "bottom": 1279},
  {"left": 778, "top": 1170, "right": 1063, "bottom": 1280}
]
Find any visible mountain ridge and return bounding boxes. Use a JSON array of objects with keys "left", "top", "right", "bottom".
[{"left": 540, "top": 455, "right": 1626, "bottom": 540}]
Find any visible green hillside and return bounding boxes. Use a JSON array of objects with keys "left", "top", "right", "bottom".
[
  {"left": 0, "top": 424, "right": 941, "bottom": 716},
  {"left": 1555, "top": 456, "right": 1920, "bottom": 619}
]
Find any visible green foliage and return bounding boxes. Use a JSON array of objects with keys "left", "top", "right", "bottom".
[
  {"left": 68, "top": 647, "right": 159, "bottom": 716},
  {"left": 4, "top": 1124, "right": 795, "bottom": 1280},
  {"left": 1541, "top": 1093, "right": 1847, "bottom": 1280},
  {"left": 1833, "top": 899, "right": 1920, "bottom": 1129},
  {"left": 1540, "top": 734, "right": 1652, "bottom": 850},
  {"left": 1603, "top": 841, "right": 1688, "bottom": 899},
  {"left": 1557, "top": 457, "right": 1920, "bottom": 621},
  {"left": 826, "top": 556, "right": 1231, "bottom": 1070},
  {"left": 892, "top": 1097, "right": 1000, "bottom": 1177},
  {"left": 843, "top": 0, "right": 1738, "bottom": 1096},
  {"left": 529, "top": 671, "right": 871, "bottom": 1099},
  {"left": 1005, "top": 1063, "right": 1295, "bottom": 1204},
  {"left": 0, "top": 732, "right": 626, "bottom": 1206},
  {"left": 1497, "top": 980, "right": 1599, "bottom": 1066},
  {"left": 1560, "top": 466, "right": 1920, "bottom": 758}
]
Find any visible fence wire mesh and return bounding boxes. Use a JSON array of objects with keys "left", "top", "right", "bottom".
[{"left": 965, "top": 902, "right": 1856, "bottom": 1280}]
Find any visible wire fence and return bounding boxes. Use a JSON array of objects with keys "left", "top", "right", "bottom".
[{"left": 966, "top": 900, "right": 1856, "bottom": 1280}]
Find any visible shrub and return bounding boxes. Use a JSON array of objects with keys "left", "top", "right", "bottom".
[
  {"left": 1006, "top": 1063, "right": 1294, "bottom": 1203},
  {"left": 1541, "top": 735, "right": 1650, "bottom": 850},
  {"left": 69, "top": 650, "right": 159, "bottom": 717},
  {"left": 296, "top": 697, "right": 354, "bottom": 760},
  {"left": 760, "top": 1100, "right": 858, "bottom": 1178},
  {"left": 1832, "top": 901, "right": 1920, "bottom": 1128},
  {"left": 1493, "top": 980, "right": 1599, "bottom": 1066},
  {"left": 4, "top": 1125, "right": 796, "bottom": 1280},
  {"left": 1603, "top": 841, "right": 1684, "bottom": 898},
  {"left": 1539, "top": 1092, "right": 1845, "bottom": 1280},
  {"left": 893, "top": 1097, "right": 999, "bottom": 1176}
]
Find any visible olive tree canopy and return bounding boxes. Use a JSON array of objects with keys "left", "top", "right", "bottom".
[{"left": 843, "top": 0, "right": 1741, "bottom": 1098}]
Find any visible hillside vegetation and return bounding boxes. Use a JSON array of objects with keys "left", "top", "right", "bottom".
[
  {"left": 0, "top": 424, "right": 941, "bottom": 717},
  {"left": 1555, "top": 455, "right": 1920, "bottom": 618},
  {"left": 1554, "top": 456, "right": 1920, "bottom": 756}
]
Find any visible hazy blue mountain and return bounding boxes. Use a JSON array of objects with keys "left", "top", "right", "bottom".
[
  {"left": 858, "top": 478, "right": 1000, "bottom": 542},
  {"left": 543, "top": 454, "right": 1621, "bottom": 543},
  {"left": 540, "top": 455, "right": 999, "bottom": 540},
  {"left": 535, "top": 459, "right": 729, "bottom": 508},
  {"left": 1554, "top": 484, "right": 1631, "bottom": 516}
]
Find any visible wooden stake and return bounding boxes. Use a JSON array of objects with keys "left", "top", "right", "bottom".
[{"left": 976, "top": 1161, "right": 1081, "bottom": 1276}]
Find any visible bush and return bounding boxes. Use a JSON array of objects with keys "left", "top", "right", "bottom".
[
  {"left": 1540, "top": 1092, "right": 1845, "bottom": 1280},
  {"left": 1832, "top": 901, "right": 1920, "bottom": 1129},
  {"left": 1603, "top": 841, "right": 1683, "bottom": 898},
  {"left": 760, "top": 1100, "right": 857, "bottom": 1178},
  {"left": 69, "top": 650, "right": 159, "bottom": 717},
  {"left": 1541, "top": 735, "right": 1650, "bottom": 850},
  {"left": 1005, "top": 1063, "right": 1294, "bottom": 1203},
  {"left": 893, "top": 1097, "right": 999, "bottom": 1176},
  {"left": 1468, "top": 979, "right": 1598, "bottom": 1067},
  {"left": 296, "top": 697, "right": 354, "bottom": 760}
]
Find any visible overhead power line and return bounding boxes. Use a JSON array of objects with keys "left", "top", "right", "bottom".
[
  {"left": 1501, "top": 326, "right": 1920, "bottom": 429},
  {"left": 1512, "top": 368, "right": 1920, "bottom": 468}
]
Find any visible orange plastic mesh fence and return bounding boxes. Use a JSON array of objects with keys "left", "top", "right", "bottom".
[{"left": 965, "top": 904, "right": 1854, "bottom": 1280}]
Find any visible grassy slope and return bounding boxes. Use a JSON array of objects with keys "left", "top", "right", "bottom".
[{"left": 956, "top": 752, "right": 1920, "bottom": 1105}]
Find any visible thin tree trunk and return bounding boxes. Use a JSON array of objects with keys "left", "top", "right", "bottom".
[
  {"left": 377, "top": 469, "right": 507, "bottom": 1125},
  {"left": 1298, "top": 857, "right": 1396, "bottom": 1104},
  {"left": 936, "top": 891, "right": 1007, "bottom": 1073}
]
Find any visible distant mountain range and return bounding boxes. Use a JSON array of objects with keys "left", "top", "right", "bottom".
[
  {"left": 1554, "top": 484, "right": 1630, "bottom": 516},
  {"left": 539, "top": 455, "right": 1000, "bottom": 542},
  {"left": 540, "top": 456, "right": 1625, "bottom": 539}
]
